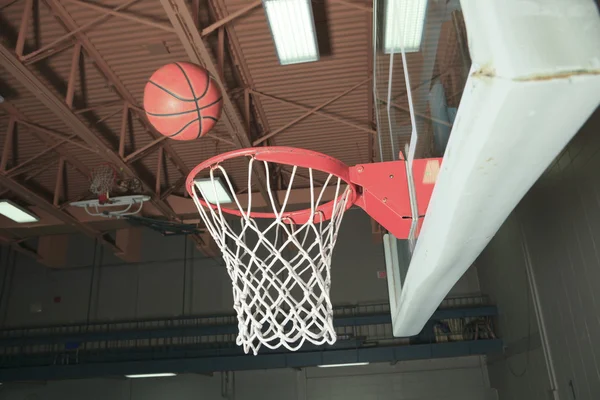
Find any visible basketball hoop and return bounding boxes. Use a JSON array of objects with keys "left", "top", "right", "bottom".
[
  {"left": 70, "top": 195, "right": 151, "bottom": 218},
  {"left": 89, "top": 164, "right": 117, "bottom": 203},
  {"left": 187, "top": 147, "right": 440, "bottom": 354}
]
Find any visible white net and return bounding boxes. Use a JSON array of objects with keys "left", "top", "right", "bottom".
[
  {"left": 190, "top": 156, "right": 352, "bottom": 355},
  {"left": 90, "top": 164, "right": 116, "bottom": 196}
]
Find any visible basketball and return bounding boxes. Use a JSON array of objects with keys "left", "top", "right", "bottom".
[{"left": 143, "top": 62, "right": 223, "bottom": 140}]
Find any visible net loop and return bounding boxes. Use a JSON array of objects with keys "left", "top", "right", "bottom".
[{"left": 190, "top": 153, "right": 352, "bottom": 355}]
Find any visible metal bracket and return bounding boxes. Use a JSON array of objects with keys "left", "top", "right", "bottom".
[{"left": 350, "top": 158, "right": 441, "bottom": 239}]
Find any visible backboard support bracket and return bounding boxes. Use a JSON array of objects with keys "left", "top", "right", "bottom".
[{"left": 350, "top": 158, "right": 442, "bottom": 239}]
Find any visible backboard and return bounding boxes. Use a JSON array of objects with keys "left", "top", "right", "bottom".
[
  {"left": 374, "top": 0, "right": 600, "bottom": 336},
  {"left": 373, "top": 0, "right": 460, "bottom": 289}
]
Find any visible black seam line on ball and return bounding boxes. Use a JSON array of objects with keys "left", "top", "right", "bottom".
[
  {"left": 169, "top": 118, "right": 200, "bottom": 138},
  {"left": 175, "top": 62, "right": 204, "bottom": 139}
]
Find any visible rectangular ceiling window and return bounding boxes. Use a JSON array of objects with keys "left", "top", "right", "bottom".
[
  {"left": 0, "top": 200, "right": 39, "bottom": 223},
  {"left": 194, "top": 177, "right": 234, "bottom": 204},
  {"left": 263, "top": 0, "right": 319, "bottom": 65},
  {"left": 125, "top": 373, "right": 177, "bottom": 379},
  {"left": 384, "top": 0, "right": 428, "bottom": 54},
  {"left": 317, "top": 362, "right": 370, "bottom": 368}
]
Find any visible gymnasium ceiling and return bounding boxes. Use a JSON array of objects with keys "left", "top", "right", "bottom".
[{"left": 0, "top": 0, "right": 466, "bottom": 255}]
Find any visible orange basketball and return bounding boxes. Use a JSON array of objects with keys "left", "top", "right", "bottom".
[{"left": 143, "top": 62, "right": 223, "bottom": 140}]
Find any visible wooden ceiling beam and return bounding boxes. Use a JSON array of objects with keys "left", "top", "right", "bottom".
[
  {"left": 160, "top": 0, "right": 272, "bottom": 204},
  {"left": 0, "top": 43, "right": 178, "bottom": 221}
]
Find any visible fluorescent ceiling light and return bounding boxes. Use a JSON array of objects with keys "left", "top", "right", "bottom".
[
  {"left": 194, "top": 177, "right": 234, "bottom": 204},
  {"left": 263, "top": 0, "right": 319, "bottom": 65},
  {"left": 0, "top": 200, "right": 39, "bottom": 223},
  {"left": 384, "top": 0, "right": 428, "bottom": 54},
  {"left": 125, "top": 373, "right": 177, "bottom": 379},
  {"left": 317, "top": 362, "right": 370, "bottom": 368}
]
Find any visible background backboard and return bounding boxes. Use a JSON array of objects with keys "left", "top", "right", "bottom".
[{"left": 373, "top": 0, "right": 467, "bottom": 286}]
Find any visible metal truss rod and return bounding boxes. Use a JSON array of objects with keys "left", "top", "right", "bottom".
[
  {"left": 5, "top": 134, "right": 77, "bottom": 177},
  {"left": 62, "top": 0, "right": 176, "bottom": 33},
  {"left": 160, "top": 0, "right": 272, "bottom": 204},
  {"left": 45, "top": 0, "right": 190, "bottom": 178},
  {"left": 53, "top": 157, "right": 65, "bottom": 206},
  {"left": 0, "top": 174, "right": 123, "bottom": 254},
  {"left": 2, "top": 102, "right": 90, "bottom": 177},
  {"left": 23, "top": 0, "right": 139, "bottom": 63},
  {"left": 15, "top": 120, "right": 96, "bottom": 153},
  {"left": 0, "top": 42, "right": 178, "bottom": 221},
  {"left": 200, "top": 0, "right": 261, "bottom": 37},
  {"left": 253, "top": 77, "right": 372, "bottom": 145},
  {"left": 0, "top": 117, "right": 16, "bottom": 171},
  {"left": 251, "top": 90, "right": 377, "bottom": 136}
]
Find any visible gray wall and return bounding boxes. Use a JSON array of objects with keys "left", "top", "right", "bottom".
[
  {"left": 0, "top": 356, "right": 497, "bottom": 400},
  {"left": 0, "top": 209, "right": 480, "bottom": 328},
  {"left": 477, "top": 107, "right": 600, "bottom": 400},
  {"left": 0, "top": 211, "right": 377, "bottom": 327},
  {"left": 477, "top": 214, "right": 551, "bottom": 400}
]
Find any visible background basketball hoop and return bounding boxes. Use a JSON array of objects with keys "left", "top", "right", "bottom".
[
  {"left": 71, "top": 164, "right": 149, "bottom": 218},
  {"left": 187, "top": 147, "right": 440, "bottom": 354},
  {"left": 89, "top": 164, "right": 117, "bottom": 204}
]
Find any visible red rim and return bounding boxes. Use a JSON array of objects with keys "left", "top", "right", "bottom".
[{"left": 186, "top": 147, "right": 358, "bottom": 224}]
